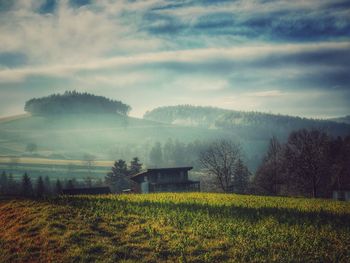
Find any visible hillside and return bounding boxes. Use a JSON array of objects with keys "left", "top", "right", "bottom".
[
  {"left": 25, "top": 91, "right": 131, "bottom": 116},
  {"left": 0, "top": 113, "right": 236, "bottom": 161},
  {"left": 144, "top": 105, "right": 350, "bottom": 140},
  {"left": 1, "top": 193, "right": 349, "bottom": 262},
  {"left": 329, "top": 115, "right": 350, "bottom": 124},
  {"left": 1, "top": 104, "right": 349, "bottom": 179}
]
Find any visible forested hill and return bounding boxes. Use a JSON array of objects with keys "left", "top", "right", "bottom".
[
  {"left": 329, "top": 115, "right": 350, "bottom": 124},
  {"left": 144, "top": 105, "right": 231, "bottom": 128},
  {"left": 144, "top": 105, "right": 350, "bottom": 140},
  {"left": 24, "top": 91, "right": 131, "bottom": 115}
]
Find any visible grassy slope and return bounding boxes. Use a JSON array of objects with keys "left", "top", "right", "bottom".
[{"left": 1, "top": 193, "right": 349, "bottom": 263}]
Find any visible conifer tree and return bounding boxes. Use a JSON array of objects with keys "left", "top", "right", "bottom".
[
  {"left": 0, "top": 171, "right": 8, "bottom": 195},
  {"left": 105, "top": 160, "right": 129, "bottom": 192},
  {"left": 21, "top": 172, "right": 33, "bottom": 197},
  {"left": 129, "top": 157, "right": 142, "bottom": 175},
  {"left": 36, "top": 176, "right": 45, "bottom": 198},
  {"left": 44, "top": 176, "right": 51, "bottom": 195},
  {"left": 55, "top": 179, "right": 63, "bottom": 195},
  {"left": 7, "top": 173, "right": 17, "bottom": 195}
]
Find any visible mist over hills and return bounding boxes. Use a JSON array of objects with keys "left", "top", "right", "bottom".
[
  {"left": 329, "top": 115, "right": 350, "bottom": 124},
  {"left": 0, "top": 94, "right": 349, "bottom": 173},
  {"left": 144, "top": 105, "right": 350, "bottom": 140}
]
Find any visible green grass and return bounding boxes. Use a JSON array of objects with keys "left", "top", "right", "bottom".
[{"left": 1, "top": 193, "right": 349, "bottom": 262}]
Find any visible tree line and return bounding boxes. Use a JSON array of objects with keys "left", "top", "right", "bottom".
[
  {"left": 253, "top": 129, "right": 350, "bottom": 198},
  {"left": 0, "top": 172, "right": 104, "bottom": 198},
  {"left": 148, "top": 139, "right": 208, "bottom": 167},
  {"left": 2, "top": 129, "right": 348, "bottom": 199},
  {"left": 24, "top": 91, "right": 131, "bottom": 115},
  {"left": 198, "top": 129, "right": 349, "bottom": 198},
  {"left": 144, "top": 105, "right": 350, "bottom": 140}
]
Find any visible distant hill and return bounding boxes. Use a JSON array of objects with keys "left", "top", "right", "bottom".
[
  {"left": 0, "top": 112, "right": 235, "bottom": 161},
  {"left": 24, "top": 91, "right": 131, "bottom": 115},
  {"left": 144, "top": 105, "right": 350, "bottom": 140},
  {"left": 328, "top": 115, "right": 350, "bottom": 124}
]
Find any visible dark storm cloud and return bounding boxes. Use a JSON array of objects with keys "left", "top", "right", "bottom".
[{"left": 144, "top": 0, "right": 350, "bottom": 41}]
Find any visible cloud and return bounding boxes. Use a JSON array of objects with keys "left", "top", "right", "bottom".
[
  {"left": 144, "top": 0, "right": 350, "bottom": 41},
  {"left": 0, "top": 0, "right": 349, "bottom": 118},
  {"left": 246, "top": 90, "right": 284, "bottom": 98},
  {"left": 0, "top": 0, "right": 162, "bottom": 65},
  {"left": 1, "top": 41, "right": 348, "bottom": 84}
]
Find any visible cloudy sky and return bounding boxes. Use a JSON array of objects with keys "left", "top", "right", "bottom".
[{"left": 0, "top": 0, "right": 349, "bottom": 118}]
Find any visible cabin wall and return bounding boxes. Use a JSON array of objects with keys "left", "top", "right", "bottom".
[{"left": 148, "top": 170, "right": 188, "bottom": 183}]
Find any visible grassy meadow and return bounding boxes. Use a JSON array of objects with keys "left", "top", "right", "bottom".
[{"left": 1, "top": 193, "right": 349, "bottom": 263}]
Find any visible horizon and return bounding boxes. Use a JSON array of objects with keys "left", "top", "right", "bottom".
[
  {"left": 1, "top": 0, "right": 350, "bottom": 119},
  {"left": 0, "top": 99, "right": 348, "bottom": 121}
]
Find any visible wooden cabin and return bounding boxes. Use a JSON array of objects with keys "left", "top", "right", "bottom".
[
  {"left": 129, "top": 167, "right": 200, "bottom": 193},
  {"left": 62, "top": 187, "right": 111, "bottom": 195}
]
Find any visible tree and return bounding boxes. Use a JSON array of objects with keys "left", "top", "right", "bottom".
[
  {"left": 199, "top": 140, "right": 241, "bottom": 193},
  {"left": 173, "top": 140, "right": 186, "bottom": 165},
  {"left": 253, "top": 136, "right": 283, "bottom": 195},
  {"left": 0, "top": 171, "right": 8, "bottom": 195},
  {"left": 21, "top": 173, "right": 33, "bottom": 197},
  {"left": 55, "top": 179, "right": 63, "bottom": 195},
  {"left": 149, "top": 142, "right": 163, "bottom": 166},
  {"left": 129, "top": 157, "right": 142, "bottom": 175},
  {"left": 284, "top": 129, "right": 330, "bottom": 198},
  {"left": 329, "top": 135, "right": 350, "bottom": 191},
  {"left": 36, "top": 176, "right": 45, "bottom": 198},
  {"left": 163, "top": 138, "right": 175, "bottom": 165},
  {"left": 44, "top": 176, "right": 51, "bottom": 195},
  {"left": 105, "top": 159, "right": 129, "bottom": 193},
  {"left": 233, "top": 159, "right": 250, "bottom": 194},
  {"left": 7, "top": 173, "right": 18, "bottom": 195},
  {"left": 65, "top": 179, "right": 75, "bottom": 189}
]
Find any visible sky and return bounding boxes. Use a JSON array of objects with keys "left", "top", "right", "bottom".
[{"left": 0, "top": 0, "right": 349, "bottom": 118}]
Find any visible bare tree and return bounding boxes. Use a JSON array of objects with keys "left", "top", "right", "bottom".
[
  {"left": 254, "top": 136, "right": 284, "bottom": 195},
  {"left": 199, "top": 140, "right": 241, "bottom": 192},
  {"left": 284, "top": 129, "right": 330, "bottom": 198}
]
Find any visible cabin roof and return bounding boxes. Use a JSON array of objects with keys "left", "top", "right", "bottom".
[
  {"left": 129, "top": 166, "right": 193, "bottom": 180},
  {"left": 62, "top": 187, "right": 111, "bottom": 195}
]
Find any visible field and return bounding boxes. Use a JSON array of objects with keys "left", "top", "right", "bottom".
[
  {"left": 1, "top": 193, "right": 349, "bottom": 263},
  {"left": 0, "top": 156, "right": 113, "bottom": 180}
]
